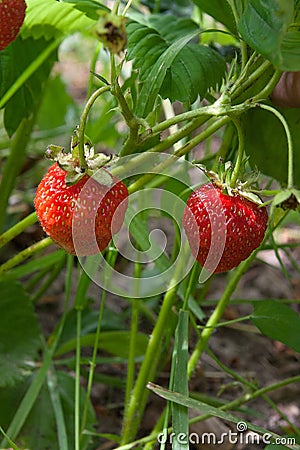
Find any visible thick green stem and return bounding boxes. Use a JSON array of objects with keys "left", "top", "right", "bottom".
[
  {"left": 121, "top": 287, "right": 176, "bottom": 443},
  {"left": 113, "top": 84, "right": 141, "bottom": 156},
  {"left": 0, "top": 237, "right": 53, "bottom": 275},
  {"left": 121, "top": 259, "right": 187, "bottom": 444},
  {"left": 127, "top": 116, "right": 230, "bottom": 195},
  {"left": 230, "top": 60, "right": 272, "bottom": 100},
  {"left": 0, "top": 212, "right": 37, "bottom": 248},
  {"left": 145, "top": 59, "right": 273, "bottom": 139},
  {"left": 174, "top": 116, "right": 230, "bottom": 158}
]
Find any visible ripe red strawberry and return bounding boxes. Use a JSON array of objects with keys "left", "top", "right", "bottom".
[
  {"left": 183, "top": 183, "right": 268, "bottom": 273},
  {"left": 34, "top": 163, "right": 128, "bottom": 256},
  {"left": 0, "top": 0, "right": 26, "bottom": 51}
]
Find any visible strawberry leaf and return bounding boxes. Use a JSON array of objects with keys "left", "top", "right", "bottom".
[
  {"left": 21, "top": 0, "right": 96, "bottom": 40},
  {"left": 0, "top": 36, "right": 57, "bottom": 136},
  {"left": 0, "top": 280, "right": 40, "bottom": 387},
  {"left": 251, "top": 300, "right": 300, "bottom": 353},
  {"left": 237, "top": 0, "right": 295, "bottom": 69},
  {"left": 126, "top": 13, "right": 226, "bottom": 116},
  {"left": 192, "top": 0, "right": 237, "bottom": 33}
]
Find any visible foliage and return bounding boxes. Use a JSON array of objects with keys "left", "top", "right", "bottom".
[{"left": 0, "top": 0, "right": 300, "bottom": 449}]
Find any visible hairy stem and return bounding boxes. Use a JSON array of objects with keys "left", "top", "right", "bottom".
[{"left": 77, "top": 84, "right": 111, "bottom": 168}]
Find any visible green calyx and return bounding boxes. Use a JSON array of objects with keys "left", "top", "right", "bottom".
[
  {"left": 45, "top": 129, "right": 117, "bottom": 186},
  {"left": 197, "top": 158, "right": 264, "bottom": 205}
]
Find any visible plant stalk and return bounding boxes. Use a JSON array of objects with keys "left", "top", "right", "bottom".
[
  {"left": 0, "top": 237, "right": 53, "bottom": 275},
  {"left": 121, "top": 258, "right": 188, "bottom": 444},
  {"left": 77, "top": 84, "right": 111, "bottom": 168}
]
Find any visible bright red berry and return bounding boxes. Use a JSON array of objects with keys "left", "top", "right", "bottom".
[
  {"left": 183, "top": 183, "right": 268, "bottom": 273},
  {"left": 0, "top": 0, "right": 26, "bottom": 51},
  {"left": 34, "top": 163, "right": 128, "bottom": 256}
]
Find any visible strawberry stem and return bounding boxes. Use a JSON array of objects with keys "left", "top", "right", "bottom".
[
  {"left": 0, "top": 237, "right": 53, "bottom": 275},
  {"left": 0, "top": 212, "right": 38, "bottom": 249},
  {"left": 77, "top": 84, "right": 111, "bottom": 169},
  {"left": 229, "top": 116, "right": 245, "bottom": 187},
  {"left": 258, "top": 104, "right": 294, "bottom": 188}
]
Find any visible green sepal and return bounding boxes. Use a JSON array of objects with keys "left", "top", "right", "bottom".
[
  {"left": 271, "top": 188, "right": 300, "bottom": 216},
  {"left": 45, "top": 128, "right": 118, "bottom": 186},
  {"left": 65, "top": 171, "right": 86, "bottom": 186},
  {"left": 237, "top": 191, "right": 264, "bottom": 205},
  {"left": 195, "top": 158, "right": 263, "bottom": 205},
  {"left": 45, "top": 144, "right": 65, "bottom": 160}
]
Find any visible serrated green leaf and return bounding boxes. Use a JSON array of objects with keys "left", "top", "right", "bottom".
[
  {"left": 126, "top": 14, "right": 226, "bottom": 116},
  {"left": 0, "top": 281, "right": 40, "bottom": 387},
  {"left": 237, "top": 0, "right": 294, "bottom": 68},
  {"left": 22, "top": 0, "right": 96, "bottom": 40},
  {"left": 160, "top": 43, "right": 226, "bottom": 103},
  {"left": 0, "top": 36, "right": 57, "bottom": 136},
  {"left": 243, "top": 107, "right": 300, "bottom": 186},
  {"left": 192, "top": 0, "right": 237, "bottom": 33},
  {"left": 251, "top": 300, "right": 300, "bottom": 352}
]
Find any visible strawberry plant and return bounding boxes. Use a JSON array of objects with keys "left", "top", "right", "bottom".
[{"left": 0, "top": 1, "right": 300, "bottom": 449}]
